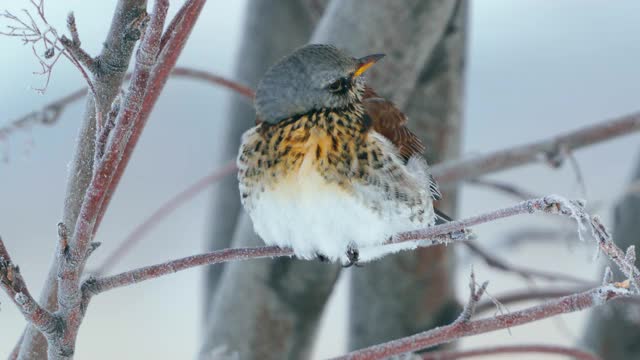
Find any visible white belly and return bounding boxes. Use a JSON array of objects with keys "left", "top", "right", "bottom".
[{"left": 246, "top": 164, "right": 432, "bottom": 264}]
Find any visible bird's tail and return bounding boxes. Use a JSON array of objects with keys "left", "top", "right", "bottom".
[{"left": 434, "top": 207, "right": 453, "bottom": 225}]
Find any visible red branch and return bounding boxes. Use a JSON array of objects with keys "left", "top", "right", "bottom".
[
  {"left": 420, "top": 344, "right": 601, "bottom": 360},
  {"left": 86, "top": 196, "right": 609, "bottom": 296},
  {"left": 333, "top": 286, "right": 630, "bottom": 360},
  {"left": 92, "top": 0, "right": 208, "bottom": 237},
  {"left": 0, "top": 238, "right": 59, "bottom": 339},
  {"left": 171, "top": 67, "right": 255, "bottom": 99},
  {"left": 84, "top": 246, "right": 293, "bottom": 299}
]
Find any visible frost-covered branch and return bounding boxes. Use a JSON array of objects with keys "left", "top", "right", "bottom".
[
  {"left": 87, "top": 196, "right": 610, "bottom": 295},
  {"left": 0, "top": 0, "right": 96, "bottom": 94},
  {"left": 0, "top": 238, "right": 60, "bottom": 339},
  {"left": 420, "top": 344, "right": 601, "bottom": 360},
  {"left": 334, "top": 285, "right": 632, "bottom": 360},
  {"left": 0, "top": 67, "right": 252, "bottom": 144},
  {"left": 84, "top": 246, "right": 293, "bottom": 302},
  {"left": 16, "top": 0, "right": 151, "bottom": 357},
  {"left": 465, "top": 241, "right": 592, "bottom": 284},
  {"left": 431, "top": 111, "right": 640, "bottom": 187}
]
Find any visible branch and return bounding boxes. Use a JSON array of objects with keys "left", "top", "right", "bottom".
[
  {"left": 420, "top": 344, "right": 601, "bottom": 360},
  {"left": 475, "top": 286, "right": 588, "bottom": 314},
  {"left": 171, "top": 67, "right": 255, "bottom": 99},
  {"left": 333, "top": 285, "right": 632, "bottom": 360},
  {"left": 431, "top": 111, "right": 640, "bottom": 187},
  {"left": 59, "top": 12, "right": 98, "bottom": 73},
  {"left": 90, "top": 0, "right": 207, "bottom": 239},
  {"left": 0, "top": 238, "right": 59, "bottom": 338},
  {"left": 467, "top": 178, "right": 539, "bottom": 200},
  {"left": 465, "top": 240, "right": 592, "bottom": 285},
  {"left": 16, "top": 0, "right": 151, "bottom": 357},
  {"left": 49, "top": 1, "right": 170, "bottom": 357},
  {"left": 87, "top": 195, "right": 609, "bottom": 295},
  {"left": 0, "top": 67, "right": 252, "bottom": 143},
  {"left": 83, "top": 246, "right": 293, "bottom": 301}
]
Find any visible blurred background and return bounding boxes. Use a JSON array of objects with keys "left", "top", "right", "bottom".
[{"left": 1, "top": 0, "right": 640, "bottom": 359}]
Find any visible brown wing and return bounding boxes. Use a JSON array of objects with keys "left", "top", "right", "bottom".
[{"left": 362, "top": 86, "right": 425, "bottom": 161}]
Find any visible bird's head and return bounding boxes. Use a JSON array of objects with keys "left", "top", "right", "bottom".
[{"left": 255, "top": 44, "right": 384, "bottom": 124}]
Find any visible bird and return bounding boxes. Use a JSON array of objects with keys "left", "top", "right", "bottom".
[{"left": 237, "top": 44, "right": 441, "bottom": 266}]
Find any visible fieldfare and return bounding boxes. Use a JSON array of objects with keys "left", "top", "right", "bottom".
[{"left": 237, "top": 44, "right": 441, "bottom": 266}]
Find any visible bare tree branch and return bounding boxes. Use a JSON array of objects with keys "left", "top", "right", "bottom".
[
  {"left": 83, "top": 195, "right": 610, "bottom": 301},
  {"left": 334, "top": 285, "right": 632, "bottom": 360},
  {"left": 49, "top": 3, "right": 170, "bottom": 358},
  {"left": 465, "top": 240, "right": 592, "bottom": 285},
  {"left": 0, "top": 238, "right": 59, "bottom": 339},
  {"left": 420, "top": 344, "right": 601, "bottom": 360},
  {"left": 432, "top": 112, "right": 640, "bottom": 187},
  {"left": 0, "top": 66, "right": 253, "bottom": 143},
  {"left": 583, "top": 149, "right": 640, "bottom": 359},
  {"left": 17, "top": 1, "right": 149, "bottom": 357}
]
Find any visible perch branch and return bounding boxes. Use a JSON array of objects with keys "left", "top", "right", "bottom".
[{"left": 88, "top": 196, "right": 609, "bottom": 294}]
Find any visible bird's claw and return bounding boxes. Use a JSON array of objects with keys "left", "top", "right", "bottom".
[{"left": 343, "top": 247, "right": 361, "bottom": 268}]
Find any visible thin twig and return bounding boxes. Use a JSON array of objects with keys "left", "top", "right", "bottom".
[
  {"left": 88, "top": 195, "right": 612, "bottom": 296},
  {"left": 432, "top": 112, "right": 640, "bottom": 187},
  {"left": 467, "top": 178, "right": 538, "bottom": 200},
  {"left": 84, "top": 246, "right": 293, "bottom": 300},
  {"left": 465, "top": 241, "right": 592, "bottom": 285},
  {"left": 333, "top": 286, "right": 632, "bottom": 360},
  {"left": 0, "top": 66, "right": 251, "bottom": 142},
  {"left": 0, "top": 238, "right": 59, "bottom": 338},
  {"left": 420, "top": 344, "right": 601, "bottom": 360}
]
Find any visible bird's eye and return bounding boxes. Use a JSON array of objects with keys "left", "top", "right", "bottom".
[{"left": 328, "top": 78, "right": 346, "bottom": 93}]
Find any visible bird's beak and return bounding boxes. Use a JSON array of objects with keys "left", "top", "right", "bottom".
[{"left": 354, "top": 53, "right": 385, "bottom": 77}]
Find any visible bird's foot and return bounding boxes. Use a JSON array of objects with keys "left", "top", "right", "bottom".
[
  {"left": 343, "top": 247, "right": 362, "bottom": 268},
  {"left": 316, "top": 253, "right": 329, "bottom": 263}
]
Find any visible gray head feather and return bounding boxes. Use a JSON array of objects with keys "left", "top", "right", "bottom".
[{"left": 255, "top": 44, "right": 365, "bottom": 124}]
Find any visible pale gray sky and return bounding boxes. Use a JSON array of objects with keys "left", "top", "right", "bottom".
[{"left": 1, "top": 1, "right": 640, "bottom": 359}]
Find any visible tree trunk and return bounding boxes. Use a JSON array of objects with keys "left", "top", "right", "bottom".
[
  {"left": 201, "top": 1, "right": 335, "bottom": 359},
  {"left": 582, "top": 149, "right": 640, "bottom": 359},
  {"left": 349, "top": 0, "right": 468, "bottom": 350}
]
